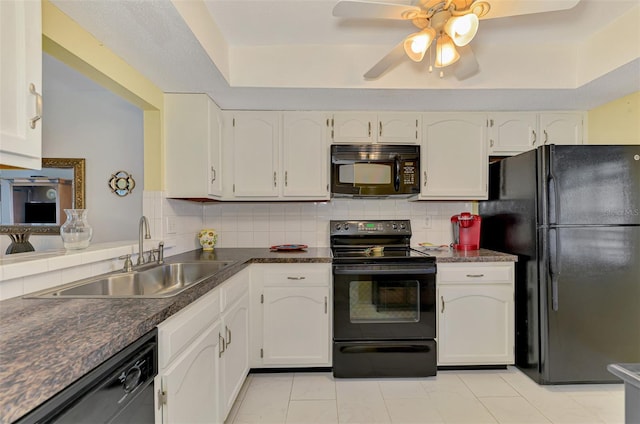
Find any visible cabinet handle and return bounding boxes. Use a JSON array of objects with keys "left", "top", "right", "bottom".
[
  {"left": 287, "top": 276, "right": 306, "bottom": 280},
  {"left": 489, "top": 139, "right": 494, "bottom": 147},
  {"left": 379, "top": 121, "right": 382, "bottom": 137},
  {"left": 489, "top": 119, "right": 494, "bottom": 127},
  {"left": 273, "top": 171, "right": 277, "bottom": 187},
  {"left": 211, "top": 167, "right": 216, "bottom": 182},
  {"left": 440, "top": 295, "right": 445, "bottom": 313},
  {"left": 368, "top": 122, "right": 371, "bottom": 137},
  {"left": 285, "top": 171, "right": 288, "bottom": 187},
  {"left": 29, "top": 83, "right": 42, "bottom": 129},
  {"left": 218, "top": 333, "right": 226, "bottom": 357},
  {"left": 324, "top": 296, "right": 328, "bottom": 314},
  {"left": 466, "top": 274, "right": 484, "bottom": 278},
  {"left": 423, "top": 171, "right": 427, "bottom": 187},
  {"left": 225, "top": 325, "right": 232, "bottom": 346},
  {"left": 532, "top": 130, "right": 537, "bottom": 146},
  {"left": 543, "top": 130, "right": 549, "bottom": 144}
]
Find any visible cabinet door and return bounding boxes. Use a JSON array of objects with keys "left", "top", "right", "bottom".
[
  {"left": 438, "top": 285, "right": 514, "bottom": 365},
  {"left": 208, "top": 102, "right": 223, "bottom": 196},
  {"left": 0, "top": 0, "right": 42, "bottom": 169},
  {"left": 219, "top": 294, "right": 250, "bottom": 421},
  {"left": 263, "top": 286, "right": 330, "bottom": 365},
  {"left": 282, "top": 112, "right": 330, "bottom": 198},
  {"left": 488, "top": 113, "right": 537, "bottom": 155},
  {"left": 378, "top": 113, "right": 421, "bottom": 144},
  {"left": 331, "top": 112, "right": 376, "bottom": 143},
  {"left": 539, "top": 112, "right": 583, "bottom": 145},
  {"left": 232, "top": 112, "right": 280, "bottom": 197},
  {"left": 159, "top": 322, "right": 221, "bottom": 424},
  {"left": 421, "top": 113, "right": 488, "bottom": 199}
]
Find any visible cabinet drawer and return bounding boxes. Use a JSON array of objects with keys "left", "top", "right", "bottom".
[
  {"left": 438, "top": 263, "right": 513, "bottom": 283},
  {"left": 158, "top": 288, "right": 220, "bottom": 369},
  {"left": 262, "top": 264, "right": 330, "bottom": 287},
  {"left": 220, "top": 270, "right": 249, "bottom": 311}
]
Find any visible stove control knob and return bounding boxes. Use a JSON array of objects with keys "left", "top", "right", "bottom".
[
  {"left": 344, "top": 223, "right": 350, "bottom": 231},
  {"left": 335, "top": 223, "right": 341, "bottom": 231},
  {"left": 392, "top": 223, "right": 398, "bottom": 230},
  {"left": 400, "top": 223, "right": 406, "bottom": 230}
]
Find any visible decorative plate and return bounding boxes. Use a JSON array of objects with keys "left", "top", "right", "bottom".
[
  {"left": 418, "top": 243, "right": 449, "bottom": 251},
  {"left": 270, "top": 244, "right": 308, "bottom": 251}
]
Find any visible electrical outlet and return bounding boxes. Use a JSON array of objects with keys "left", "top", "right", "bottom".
[
  {"left": 425, "top": 216, "right": 432, "bottom": 229},
  {"left": 166, "top": 216, "right": 177, "bottom": 234}
]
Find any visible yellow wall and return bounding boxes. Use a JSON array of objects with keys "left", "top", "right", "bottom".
[
  {"left": 41, "top": 0, "right": 164, "bottom": 190},
  {"left": 588, "top": 91, "right": 640, "bottom": 145}
]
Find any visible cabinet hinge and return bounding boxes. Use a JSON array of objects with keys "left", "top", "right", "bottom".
[
  {"left": 233, "top": 184, "right": 235, "bottom": 193},
  {"left": 260, "top": 293, "right": 264, "bottom": 304},
  {"left": 158, "top": 388, "right": 167, "bottom": 405},
  {"left": 260, "top": 348, "right": 264, "bottom": 358},
  {"left": 233, "top": 117, "right": 235, "bottom": 127}
]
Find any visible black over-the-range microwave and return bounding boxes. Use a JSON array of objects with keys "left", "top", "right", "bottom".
[{"left": 330, "top": 144, "right": 420, "bottom": 198}]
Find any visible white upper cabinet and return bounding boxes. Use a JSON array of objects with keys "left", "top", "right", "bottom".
[
  {"left": 165, "top": 93, "right": 223, "bottom": 198},
  {"left": 487, "top": 113, "right": 538, "bottom": 155},
  {"left": 282, "top": 112, "right": 330, "bottom": 198},
  {"left": 488, "top": 112, "right": 585, "bottom": 155},
  {"left": 230, "top": 111, "right": 280, "bottom": 198},
  {"left": 539, "top": 112, "right": 584, "bottom": 145},
  {"left": 330, "top": 112, "right": 421, "bottom": 144},
  {"left": 0, "top": 0, "right": 42, "bottom": 169},
  {"left": 226, "top": 111, "right": 330, "bottom": 200},
  {"left": 420, "top": 113, "right": 488, "bottom": 200}
]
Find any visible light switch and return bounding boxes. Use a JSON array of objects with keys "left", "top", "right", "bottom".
[{"left": 166, "top": 216, "right": 177, "bottom": 234}]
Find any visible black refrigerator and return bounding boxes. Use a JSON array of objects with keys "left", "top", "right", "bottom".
[{"left": 479, "top": 144, "right": 640, "bottom": 384}]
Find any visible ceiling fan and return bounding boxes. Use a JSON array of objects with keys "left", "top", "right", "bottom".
[{"left": 332, "top": 0, "right": 582, "bottom": 80}]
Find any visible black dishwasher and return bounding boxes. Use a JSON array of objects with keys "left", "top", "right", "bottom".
[{"left": 16, "top": 329, "right": 157, "bottom": 424}]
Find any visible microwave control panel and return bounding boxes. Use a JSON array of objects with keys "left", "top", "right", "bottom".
[{"left": 402, "top": 161, "right": 417, "bottom": 185}]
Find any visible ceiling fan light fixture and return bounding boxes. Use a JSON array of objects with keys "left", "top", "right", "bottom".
[
  {"left": 403, "top": 27, "right": 436, "bottom": 62},
  {"left": 435, "top": 34, "right": 460, "bottom": 68},
  {"left": 444, "top": 13, "right": 479, "bottom": 46}
]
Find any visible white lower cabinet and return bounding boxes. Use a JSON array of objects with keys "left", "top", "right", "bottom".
[
  {"left": 155, "top": 288, "right": 222, "bottom": 424},
  {"left": 218, "top": 275, "right": 250, "bottom": 420},
  {"left": 437, "top": 262, "right": 515, "bottom": 366},
  {"left": 250, "top": 263, "right": 331, "bottom": 367},
  {"left": 155, "top": 268, "right": 250, "bottom": 424}
]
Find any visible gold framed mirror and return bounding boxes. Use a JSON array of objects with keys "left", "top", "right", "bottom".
[{"left": 0, "top": 158, "right": 86, "bottom": 235}]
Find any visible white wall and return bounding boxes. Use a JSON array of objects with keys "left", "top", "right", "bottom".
[{"left": 0, "top": 54, "right": 145, "bottom": 255}]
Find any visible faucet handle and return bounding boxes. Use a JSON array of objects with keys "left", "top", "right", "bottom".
[
  {"left": 157, "top": 242, "right": 164, "bottom": 264},
  {"left": 118, "top": 254, "right": 133, "bottom": 272}
]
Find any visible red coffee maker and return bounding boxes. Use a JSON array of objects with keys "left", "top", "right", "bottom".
[{"left": 451, "top": 212, "right": 481, "bottom": 251}]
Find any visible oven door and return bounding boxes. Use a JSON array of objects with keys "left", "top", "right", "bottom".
[{"left": 333, "top": 263, "right": 436, "bottom": 341}]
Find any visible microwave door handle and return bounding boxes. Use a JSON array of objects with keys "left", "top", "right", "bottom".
[{"left": 394, "top": 155, "right": 400, "bottom": 192}]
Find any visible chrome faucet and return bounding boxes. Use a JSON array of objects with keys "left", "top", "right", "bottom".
[{"left": 138, "top": 216, "right": 151, "bottom": 265}]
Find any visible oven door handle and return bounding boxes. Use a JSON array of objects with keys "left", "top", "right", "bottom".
[{"left": 333, "top": 266, "right": 436, "bottom": 276}]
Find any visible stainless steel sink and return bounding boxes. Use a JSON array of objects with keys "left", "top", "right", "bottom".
[{"left": 28, "top": 261, "right": 235, "bottom": 298}]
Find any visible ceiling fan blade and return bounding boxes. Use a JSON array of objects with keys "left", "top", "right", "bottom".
[
  {"left": 480, "top": 0, "right": 581, "bottom": 20},
  {"left": 451, "top": 45, "right": 479, "bottom": 80},
  {"left": 333, "top": 0, "right": 421, "bottom": 20},
  {"left": 364, "top": 42, "right": 406, "bottom": 80}
]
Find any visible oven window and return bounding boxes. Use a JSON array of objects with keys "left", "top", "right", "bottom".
[
  {"left": 348, "top": 279, "right": 419, "bottom": 323},
  {"left": 338, "top": 163, "right": 391, "bottom": 185}
]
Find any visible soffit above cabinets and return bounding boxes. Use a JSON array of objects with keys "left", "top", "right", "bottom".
[{"left": 50, "top": 0, "right": 640, "bottom": 111}]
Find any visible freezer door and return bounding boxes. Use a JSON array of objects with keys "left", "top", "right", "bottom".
[
  {"left": 540, "top": 145, "right": 640, "bottom": 226},
  {"left": 540, "top": 225, "right": 640, "bottom": 383}
]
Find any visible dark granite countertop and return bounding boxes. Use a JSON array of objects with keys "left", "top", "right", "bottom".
[{"left": 0, "top": 246, "right": 513, "bottom": 423}]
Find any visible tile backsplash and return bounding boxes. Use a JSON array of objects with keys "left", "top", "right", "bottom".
[{"left": 150, "top": 192, "right": 472, "bottom": 255}]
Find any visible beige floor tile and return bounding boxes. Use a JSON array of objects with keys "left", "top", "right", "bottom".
[
  {"left": 458, "top": 373, "right": 521, "bottom": 398},
  {"left": 567, "top": 393, "right": 624, "bottom": 424},
  {"left": 285, "top": 400, "right": 338, "bottom": 424},
  {"left": 384, "top": 397, "right": 445, "bottom": 423},
  {"left": 335, "top": 378, "right": 384, "bottom": 401},
  {"left": 337, "top": 398, "right": 392, "bottom": 423},
  {"left": 291, "top": 373, "right": 336, "bottom": 400},
  {"left": 379, "top": 379, "right": 429, "bottom": 399},
  {"left": 480, "top": 396, "right": 551, "bottom": 424},
  {"left": 432, "top": 393, "right": 498, "bottom": 424}
]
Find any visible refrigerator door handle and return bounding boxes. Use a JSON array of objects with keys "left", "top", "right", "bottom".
[
  {"left": 549, "top": 228, "right": 559, "bottom": 311},
  {"left": 548, "top": 171, "right": 558, "bottom": 225}
]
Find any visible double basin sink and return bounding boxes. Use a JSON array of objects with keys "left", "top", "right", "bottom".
[{"left": 29, "top": 261, "right": 235, "bottom": 298}]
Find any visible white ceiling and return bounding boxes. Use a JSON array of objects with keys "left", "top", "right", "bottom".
[{"left": 50, "top": 0, "right": 640, "bottom": 111}]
